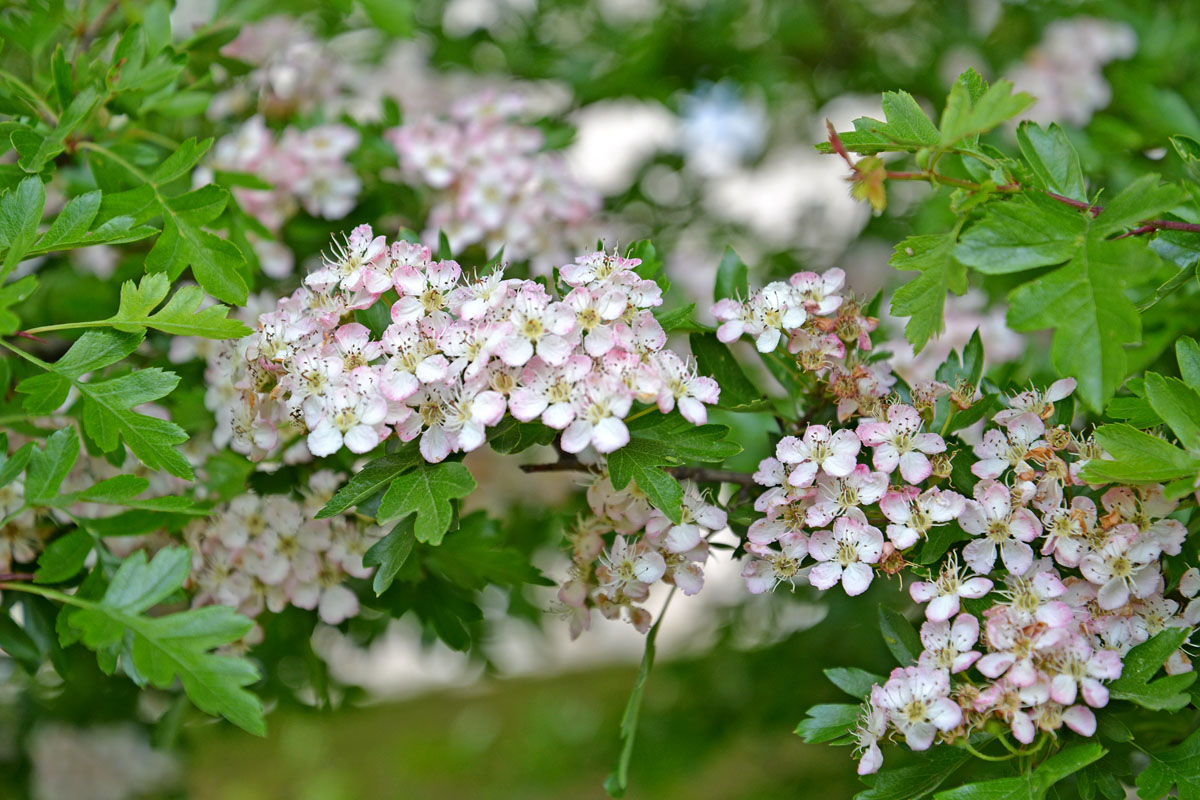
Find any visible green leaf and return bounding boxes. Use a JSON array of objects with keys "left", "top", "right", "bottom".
[
  {"left": 25, "top": 428, "right": 80, "bottom": 503},
  {"left": 1179, "top": 336, "right": 1200, "bottom": 390},
  {"left": 608, "top": 419, "right": 740, "bottom": 523},
  {"left": 956, "top": 195, "right": 1083, "bottom": 274},
  {"left": 939, "top": 77, "right": 1034, "bottom": 149},
  {"left": 0, "top": 274, "right": 37, "bottom": 334},
  {"left": 17, "top": 88, "right": 99, "bottom": 172},
  {"left": 0, "top": 176, "right": 45, "bottom": 278},
  {"left": 109, "top": 274, "right": 251, "bottom": 338},
  {"left": 1107, "top": 628, "right": 1196, "bottom": 711},
  {"left": 376, "top": 461, "right": 476, "bottom": 544},
  {"left": 486, "top": 417, "right": 556, "bottom": 455},
  {"left": 825, "top": 667, "right": 883, "bottom": 700},
  {"left": 1144, "top": 373, "right": 1200, "bottom": 452},
  {"left": 795, "top": 703, "right": 859, "bottom": 744},
  {"left": 1080, "top": 424, "right": 1200, "bottom": 484},
  {"left": 146, "top": 216, "right": 249, "bottom": 305},
  {"left": 314, "top": 446, "right": 423, "bottom": 519},
  {"left": 689, "top": 332, "right": 759, "bottom": 408},
  {"left": 65, "top": 547, "right": 265, "bottom": 735},
  {"left": 890, "top": 231, "right": 967, "bottom": 353},
  {"left": 362, "top": 519, "right": 416, "bottom": 595},
  {"left": 1016, "top": 121, "right": 1086, "bottom": 201},
  {"left": 36, "top": 191, "right": 102, "bottom": 251},
  {"left": 879, "top": 90, "right": 940, "bottom": 146},
  {"left": 878, "top": 604, "right": 922, "bottom": 665},
  {"left": 855, "top": 745, "right": 972, "bottom": 800},
  {"left": 713, "top": 246, "right": 748, "bottom": 302},
  {"left": 0, "top": 611, "right": 41, "bottom": 672},
  {"left": 425, "top": 512, "right": 553, "bottom": 590},
  {"left": 1136, "top": 726, "right": 1200, "bottom": 800},
  {"left": 934, "top": 743, "right": 1105, "bottom": 800},
  {"left": 35, "top": 529, "right": 93, "bottom": 584}
]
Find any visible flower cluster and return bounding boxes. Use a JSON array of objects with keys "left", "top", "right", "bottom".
[
  {"left": 556, "top": 473, "right": 727, "bottom": 638},
  {"left": 1007, "top": 16, "right": 1137, "bottom": 127},
  {"left": 385, "top": 93, "right": 601, "bottom": 272},
  {"left": 231, "top": 226, "right": 720, "bottom": 464},
  {"left": 198, "top": 116, "right": 362, "bottom": 278},
  {"left": 185, "top": 471, "right": 384, "bottom": 632}
]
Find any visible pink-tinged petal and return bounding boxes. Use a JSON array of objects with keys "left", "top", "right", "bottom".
[
  {"left": 904, "top": 722, "right": 936, "bottom": 751},
  {"left": 871, "top": 443, "right": 900, "bottom": 474},
  {"left": 381, "top": 369, "right": 419, "bottom": 403},
  {"left": 665, "top": 524, "right": 702, "bottom": 554},
  {"left": 999, "top": 540, "right": 1034, "bottom": 575},
  {"left": 841, "top": 562, "right": 874, "bottom": 596},
  {"left": 807, "top": 531, "right": 838, "bottom": 561},
  {"left": 1096, "top": 578, "right": 1129, "bottom": 611},
  {"left": 959, "top": 577, "right": 994, "bottom": 598},
  {"left": 787, "top": 462, "right": 818, "bottom": 488},
  {"left": 592, "top": 417, "right": 629, "bottom": 453},
  {"left": 307, "top": 424, "right": 343, "bottom": 457},
  {"left": 1089, "top": 650, "right": 1123, "bottom": 681},
  {"left": 509, "top": 388, "right": 548, "bottom": 422},
  {"left": 857, "top": 743, "right": 883, "bottom": 776},
  {"left": 560, "top": 421, "right": 592, "bottom": 454},
  {"left": 419, "top": 426, "right": 452, "bottom": 463},
  {"left": 1009, "top": 658, "right": 1037, "bottom": 687},
  {"left": 716, "top": 320, "right": 744, "bottom": 343},
  {"left": 1008, "top": 508, "right": 1042, "bottom": 542},
  {"left": 471, "top": 391, "right": 507, "bottom": 425},
  {"left": 970, "top": 458, "right": 1008, "bottom": 479},
  {"left": 823, "top": 449, "right": 859, "bottom": 478},
  {"left": 1036, "top": 601, "right": 1074, "bottom": 628},
  {"left": 775, "top": 435, "right": 803, "bottom": 463},
  {"left": 390, "top": 295, "right": 424, "bottom": 323},
  {"left": 673, "top": 563, "right": 705, "bottom": 596},
  {"left": 1050, "top": 674, "right": 1078, "bottom": 705},
  {"left": 977, "top": 652, "right": 1015, "bottom": 679},
  {"left": 416, "top": 354, "right": 450, "bottom": 383},
  {"left": 855, "top": 422, "right": 889, "bottom": 446},
  {"left": 542, "top": 402, "right": 576, "bottom": 430},
  {"left": 1045, "top": 377, "right": 1076, "bottom": 402},
  {"left": 913, "top": 433, "right": 946, "bottom": 454},
  {"left": 537, "top": 334, "right": 574, "bottom": 366},
  {"left": 742, "top": 560, "right": 775, "bottom": 594},
  {"left": 951, "top": 651, "right": 981, "bottom": 673},
  {"left": 898, "top": 451, "right": 932, "bottom": 484},
  {"left": 678, "top": 396, "right": 708, "bottom": 425},
  {"left": 880, "top": 491, "right": 913, "bottom": 524},
  {"left": 634, "top": 551, "right": 666, "bottom": 583},
  {"left": 344, "top": 424, "right": 382, "bottom": 454},
  {"left": 980, "top": 483, "right": 1011, "bottom": 519},
  {"left": 1011, "top": 711, "right": 1036, "bottom": 745},
  {"left": 807, "top": 562, "right": 843, "bottom": 590},
  {"left": 909, "top": 581, "right": 937, "bottom": 603},
  {"left": 496, "top": 336, "right": 534, "bottom": 367},
  {"left": 950, "top": 614, "right": 979, "bottom": 649},
  {"left": 930, "top": 698, "right": 962, "bottom": 731},
  {"left": 957, "top": 502, "right": 988, "bottom": 535},
  {"left": 755, "top": 327, "right": 782, "bottom": 353},
  {"left": 1081, "top": 678, "right": 1109, "bottom": 708},
  {"left": 457, "top": 420, "right": 487, "bottom": 452},
  {"left": 886, "top": 524, "right": 919, "bottom": 550},
  {"left": 962, "top": 539, "right": 997, "bottom": 574},
  {"left": 1062, "top": 705, "right": 1096, "bottom": 736},
  {"left": 926, "top": 593, "right": 960, "bottom": 622}
]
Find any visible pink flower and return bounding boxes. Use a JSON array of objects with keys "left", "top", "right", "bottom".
[
  {"left": 880, "top": 486, "right": 965, "bottom": 549},
  {"left": 494, "top": 284, "right": 577, "bottom": 367},
  {"left": 560, "top": 376, "right": 633, "bottom": 454},
  {"left": 305, "top": 379, "right": 388, "bottom": 457},
  {"left": 874, "top": 666, "right": 961, "bottom": 750},
  {"left": 971, "top": 412, "right": 1047, "bottom": 479},
  {"left": 776, "top": 425, "right": 861, "bottom": 486},
  {"left": 959, "top": 481, "right": 1041, "bottom": 575},
  {"left": 653, "top": 351, "right": 720, "bottom": 424},
  {"left": 909, "top": 555, "right": 994, "bottom": 621},
  {"left": 742, "top": 531, "right": 809, "bottom": 594},
  {"left": 856, "top": 404, "right": 945, "bottom": 484},
  {"left": 807, "top": 512, "right": 884, "bottom": 596},
  {"left": 994, "top": 377, "right": 1076, "bottom": 424},
  {"left": 508, "top": 355, "right": 591, "bottom": 429},
  {"left": 918, "top": 614, "right": 981, "bottom": 673},
  {"left": 1079, "top": 525, "right": 1162, "bottom": 610},
  {"left": 789, "top": 268, "right": 845, "bottom": 315},
  {"left": 391, "top": 259, "right": 462, "bottom": 322},
  {"left": 806, "top": 465, "right": 888, "bottom": 527}
]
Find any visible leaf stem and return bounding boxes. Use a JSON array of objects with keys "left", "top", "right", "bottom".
[{"left": 962, "top": 738, "right": 1019, "bottom": 762}]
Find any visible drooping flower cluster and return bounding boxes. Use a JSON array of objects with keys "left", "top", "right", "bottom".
[
  {"left": 231, "top": 226, "right": 720, "bottom": 464},
  {"left": 385, "top": 93, "right": 601, "bottom": 272},
  {"left": 556, "top": 473, "right": 727, "bottom": 638},
  {"left": 185, "top": 470, "right": 384, "bottom": 631},
  {"left": 197, "top": 116, "right": 362, "bottom": 278}
]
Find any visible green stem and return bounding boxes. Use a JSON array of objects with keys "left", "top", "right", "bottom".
[
  {"left": 20, "top": 321, "right": 99, "bottom": 335},
  {"left": 0, "top": 580, "right": 92, "bottom": 608},
  {"left": 962, "top": 739, "right": 1019, "bottom": 762}
]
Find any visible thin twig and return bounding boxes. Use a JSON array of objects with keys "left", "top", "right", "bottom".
[
  {"left": 520, "top": 457, "right": 758, "bottom": 486},
  {"left": 0, "top": 572, "right": 35, "bottom": 582}
]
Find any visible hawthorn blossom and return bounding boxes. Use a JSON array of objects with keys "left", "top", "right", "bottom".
[
  {"left": 873, "top": 666, "right": 962, "bottom": 750},
  {"left": 1079, "top": 525, "right": 1162, "bottom": 610},
  {"left": 909, "top": 555, "right": 994, "bottom": 621},
  {"left": 917, "top": 614, "right": 982, "bottom": 673},
  {"left": 776, "top": 425, "right": 861, "bottom": 487},
  {"left": 880, "top": 486, "right": 965, "bottom": 550},
  {"left": 856, "top": 404, "right": 945, "bottom": 484},
  {"left": 807, "top": 512, "right": 884, "bottom": 596},
  {"left": 959, "top": 481, "right": 1041, "bottom": 575}
]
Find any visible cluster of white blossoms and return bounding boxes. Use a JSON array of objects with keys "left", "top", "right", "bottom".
[
  {"left": 197, "top": 116, "right": 362, "bottom": 279},
  {"left": 230, "top": 225, "right": 721, "bottom": 464},
  {"left": 385, "top": 92, "right": 601, "bottom": 272},
  {"left": 185, "top": 470, "right": 384, "bottom": 630},
  {"left": 1007, "top": 16, "right": 1137, "bottom": 127},
  {"left": 557, "top": 474, "right": 727, "bottom": 637}
]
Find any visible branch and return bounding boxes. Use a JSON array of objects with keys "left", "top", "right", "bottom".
[{"left": 520, "top": 457, "right": 758, "bottom": 486}]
